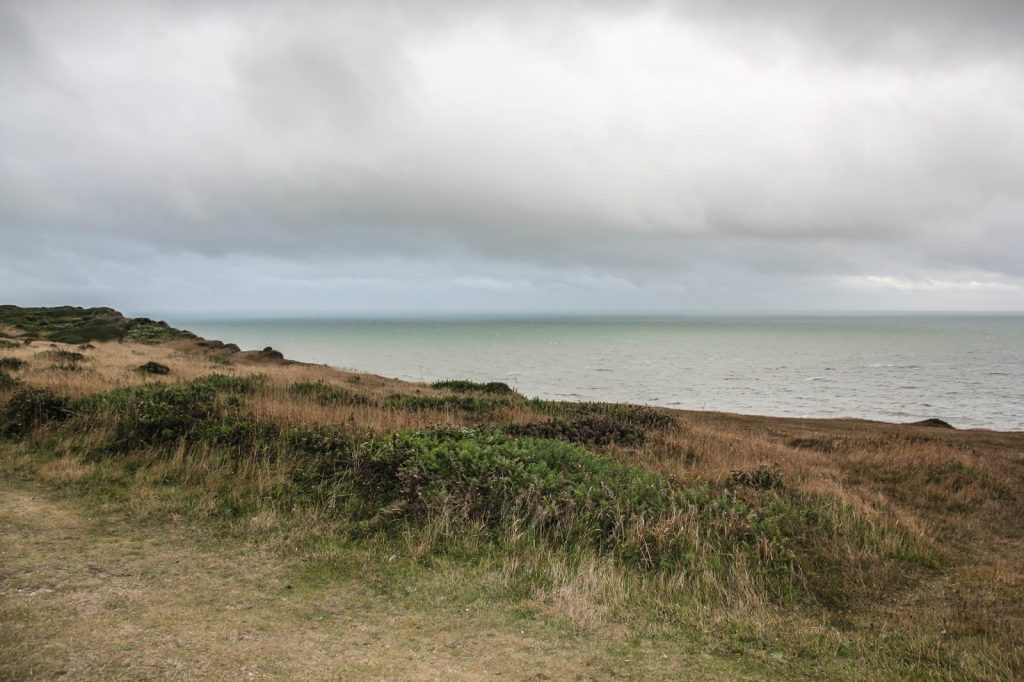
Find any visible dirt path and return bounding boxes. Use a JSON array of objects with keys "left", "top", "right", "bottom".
[{"left": 0, "top": 482, "right": 749, "bottom": 681}]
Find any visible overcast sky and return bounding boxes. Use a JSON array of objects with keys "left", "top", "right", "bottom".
[{"left": 2, "top": 0, "right": 1023, "bottom": 314}]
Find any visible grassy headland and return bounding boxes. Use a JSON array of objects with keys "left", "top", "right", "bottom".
[{"left": 1, "top": 306, "right": 1022, "bottom": 680}]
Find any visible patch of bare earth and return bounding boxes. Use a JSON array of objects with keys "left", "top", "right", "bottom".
[{"left": 0, "top": 482, "right": 747, "bottom": 681}]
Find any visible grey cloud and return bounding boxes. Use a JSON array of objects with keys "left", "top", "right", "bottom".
[{"left": 1, "top": 0, "right": 1023, "bottom": 311}]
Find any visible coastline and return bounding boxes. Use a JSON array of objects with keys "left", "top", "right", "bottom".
[{"left": 3, "top": 306, "right": 1024, "bottom": 679}]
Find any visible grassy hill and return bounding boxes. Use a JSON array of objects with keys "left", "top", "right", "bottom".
[
  {"left": 0, "top": 305, "right": 192, "bottom": 344},
  {"left": 1, "top": 307, "right": 1022, "bottom": 680}
]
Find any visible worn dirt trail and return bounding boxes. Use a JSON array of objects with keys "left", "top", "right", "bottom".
[{"left": 0, "top": 482, "right": 741, "bottom": 681}]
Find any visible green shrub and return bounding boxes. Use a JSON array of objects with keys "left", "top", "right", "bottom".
[
  {"left": 49, "top": 325, "right": 121, "bottom": 344},
  {"left": 353, "top": 429, "right": 677, "bottom": 552},
  {"left": 386, "top": 393, "right": 512, "bottom": 414},
  {"left": 78, "top": 382, "right": 220, "bottom": 446},
  {"left": 1, "top": 386, "right": 73, "bottom": 437},
  {"left": 530, "top": 400, "right": 675, "bottom": 431},
  {"left": 126, "top": 320, "right": 190, "bottom": 344},
  {"left": 0, "top": 340, "right": 19, "bottom": 350},
  {"left": 506, "top": 414, "right": 650, "bottom": 447},
  {"left": 0, "top": 368, "right": 18, "bottom": 390},
  {"left": 36, "top": 349, "right": 87, "bottom": 370},
  {"left": 37, "top": 349, "right": 86, "bottom": 363},
  {"left": 290, "top": 381, "right": 369, "bottom": 406},
  {"left": 729, "top": 465, "right": 784, "bottom": 490},
  {"left": 193, "top": 373, "right": 267, "bottom": 394},
  {"left": 0, "top": 357, "right": 27, "bottom": 370},
  {"left": 135, "top": 361, "right": 170, "bottom": 375},
  {"left": 431, "top": 379, "right": 515, "bottom": 394}
]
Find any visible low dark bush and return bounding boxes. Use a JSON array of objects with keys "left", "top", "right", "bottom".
[
  {"left": 431, "top": 379, "right": 515, "bottom": 394},
  {"left": 126, "top": 320, "right": 189, "bottom": 344},
  {"left": 193, "top": 373, "right": 267, "bottom": 394},
  {"left": 77, "top": 382, "right": 220, "bottom": 446},
  {"left": 290, "top": 381, "right": 370, "bottom": 406},
  {"left": 0, "top": 357, "right": 27, "bottom": 370},
  {"left": 37, "top": 350, "right": 87, "bottom": 370},
  {"left": 0, "top": 368, "right": 18, "bottom": 389},
  {"left": 136, "top": 361, "right": 170, "bottom": 375},
  {"left": 729, "top": 465, "right": 784, "bottom": 491},
  {"left": 352, "top": 429, "right": 677, "bottom": 551},
  {"left": 1, "top": 386, "right": 74, "bottom": 436},
  {"left": 506, "top": 413, "right": 651, "bottom": 447},
  {"left": 386, "top": 393, "right": 513, "bottom": 415},
  {"left": 530, "top": 400, "right": 675, "bottom": 431},
  {"left": 0, "top": 340, "right": 19, "bottom": 350}
]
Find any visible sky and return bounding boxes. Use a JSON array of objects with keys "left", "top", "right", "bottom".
[{"left": 2, "top": 0, "right": 1023, "bottom": 315}]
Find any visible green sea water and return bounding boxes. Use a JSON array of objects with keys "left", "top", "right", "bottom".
[{"left": 170, "top": 314, "right": 1024, "bottom": 431}]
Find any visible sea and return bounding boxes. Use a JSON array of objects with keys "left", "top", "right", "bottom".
[{"left": 169, "top": 314, "right": 1024, "bottom": 431}]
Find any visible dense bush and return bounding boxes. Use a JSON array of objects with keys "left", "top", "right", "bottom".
[
  {"left": 79, "top": 382, "right": 220, "bottom": 446},
  {"left": 136, "top": 361, "right": 170, "bottom": 375},
  {"left": 126, "top": 320, "right": 189, "bottom": 344},
  {"left": 290, "top": 381, "right": 369, "bottom": 406},
  {"left": 531, "top": 400, "right": 675, "bottom": 431},
  {"left": 1, "top": 386, "right": 73, "bottom": 436},
  {"left": 352, "top": 429, "right": 677, "bottom": 551},
  {"left": 386, "top": 393, "right": 513, "bottom": 414},
  {"left": 729, "top": 464, "right": 784, "bottom": 490},
  {"left": 72, "top": 376, "right": 275, "bottom": 450},
  {"left": 0, "top": 368, "right": 19, "bottom": 390},
  {"left": 506, "top": 414, "right": 651, "bottom": 447},
  {"left": 36, "top": 349, "right": 87, "bottom": 370},
  {"left": 193, "top": 373, "right": 267, "bottom": 394},
  {"left": 0, "top": 357, "right": 27, "bottom": 370},
  {"left": 431, "top": 379, "right": 515, "bottom": 394}
]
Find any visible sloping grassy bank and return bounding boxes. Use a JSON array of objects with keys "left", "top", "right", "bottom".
[{"left": 2, "top": 318, "right": 1023, "bottom": 679}]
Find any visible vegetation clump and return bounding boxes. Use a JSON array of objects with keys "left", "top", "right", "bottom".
[
  {"left": 0, "top": 368, "right": 17, "bottom": 389},
  {"left": 532, "top": 399, "right": 675, "bottom": 431},
  {"left": 1, "top": 386, "right": 73, "bottom": 436},
  {"left": 431, "top": 379, "right": 515, "bottom": 394},
  {"left": 506, "top": 413, "right": 651, "bottom": 447},
  {"left": 193, "top": 373, "right": 267, "bottom": 394},
  {"left": 77, "top": 382, "right": 219, "bottom": 447},
  {"left": 0, "top": 339, "right": 19, "bottom": 350},
  {"left": 0, "top": 357, "right": 27, "bottom": 370},
  {"left": 354, "top": 429, "right": 675, "bottom": 546},
  {"left": 912, "top": 418, "right": 955, "bottom": 429},
  {"left": 386, "top": 393, "right": 513, "bottom": 415},
  {"left": 290, "top": 381, "right": 369, "bottom": 406},
  {"left": 343, "top": 428, "right": 930, "bottom": 605},
  {"left": 136, "top": 361, "right": 171, "bottom": 375},
  {"left": 729, "top": 464, "right": 784, "bottom": 490},
  {"left": 37, "top": 349, "right": 87, "bottom": 370}
]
